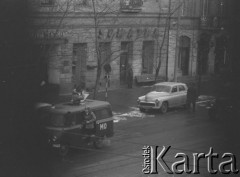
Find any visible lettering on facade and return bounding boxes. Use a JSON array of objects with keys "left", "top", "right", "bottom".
[
  {"left": 31, "top": 31, "right": 67, "bottom": 39},
  {"left": 144, "top": 28, "right": 150, "bottom": 38},
  {"left": 152, "top": 28, "right": 159, "bottom": 38},
  {"left": 106, "top": 29, "right": 114, "bottom": 40},
  {"left": 127, "top": 28, "right": 133, "bottom": 39},
  {"left": 136, "top": 28, "right": 143, "bottom": 38},
  {"left": 32, "top": 28, "right": 157, "bottom": 42},
  {"left": 98, "top": 29, "right": 104, "bottom": 40},
  {"left": 116, "top": 28, "right": 125, "bottom": 39}
]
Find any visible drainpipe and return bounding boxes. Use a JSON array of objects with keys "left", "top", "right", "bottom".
[
  {"left": 166, "top": 0, "right": 171, "bottom": 81},
  {"left": 173, "top": 0, "right": 182, "bottom": 82}
]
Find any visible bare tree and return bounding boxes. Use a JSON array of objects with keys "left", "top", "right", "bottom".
[
  {"left": 32, "top": 0, "right": 152, "bottom": 99},
  {"left": 154, "top": 0, "right": 184, "bottom": 82}
]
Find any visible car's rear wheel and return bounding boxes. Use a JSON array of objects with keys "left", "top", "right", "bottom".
[
  {"left": 160, "top": 102, "right": 168, "bottom": 114},
  {"left": 139, "top": 108, "right": 146, "bottom": 112}
]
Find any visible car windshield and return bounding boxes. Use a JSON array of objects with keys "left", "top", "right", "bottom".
[{"left": 151, "top": 85, "right": 171, "bottom": 93}]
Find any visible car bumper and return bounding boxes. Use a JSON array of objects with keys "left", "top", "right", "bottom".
[{"left": 138, "top": 102, "right": 161, "bottom": 109}]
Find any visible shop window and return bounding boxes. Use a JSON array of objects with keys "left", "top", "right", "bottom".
[{"left": 142, "top": 41, "right": 154, "bottom": 74}]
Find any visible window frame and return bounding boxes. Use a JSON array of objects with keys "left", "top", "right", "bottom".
[
  {"left": 178, "top": 85, "right": 186, "bottom": 92},
  {"left": 171, "top": 86, "right": 178, "bottom": 93}
]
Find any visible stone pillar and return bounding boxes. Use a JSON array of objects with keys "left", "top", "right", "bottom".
[
  {"left": 168, "top": 31, "right": 176, "bottom": 81},
  {"left": 86, "top": 40, "right": 96, "bottom": 90},
  {"left": 59, "top": 43, "right": 73, "bottom": 95},
  {"left": 132, "top": 40, "right": 142, "bottom": 76},
  {"left": 110, "top": 40, "right": 121, "bottom": 88},
  {"left": 48, "top": 44, "right": 60, "bottom": 84}
]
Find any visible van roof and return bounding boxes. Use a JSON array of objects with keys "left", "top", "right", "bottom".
[{"left": 45, "top": 99, "right": 111, "bottom": 114}]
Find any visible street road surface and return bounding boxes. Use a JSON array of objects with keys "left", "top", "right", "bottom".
[{"left": 1, "top": 102, "right": 239, "bottom": 177}]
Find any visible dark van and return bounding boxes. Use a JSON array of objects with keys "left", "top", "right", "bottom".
[{"left": 36, "top": 99, "right": 114, "bottom": 156}]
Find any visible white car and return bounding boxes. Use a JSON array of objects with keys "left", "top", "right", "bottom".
[{"left": 137, "top": 82, "right": 188, "bottom": 113}]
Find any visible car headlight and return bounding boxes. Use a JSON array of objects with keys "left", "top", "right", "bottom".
[{"left": 155, "top": 99, "right": 160, "bottom": 106}]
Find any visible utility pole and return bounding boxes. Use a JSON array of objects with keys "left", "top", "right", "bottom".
[{"left": 173, "top": 0, "right": 182, "bottom": 82}]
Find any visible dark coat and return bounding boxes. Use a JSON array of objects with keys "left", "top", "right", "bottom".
[{"left": 187, "top": 86, "right": 197, "bottom": 101}]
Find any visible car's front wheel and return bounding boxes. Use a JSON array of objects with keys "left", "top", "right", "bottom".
[{"left": 160, "top": 102, "right": 168, "bottom": 114}]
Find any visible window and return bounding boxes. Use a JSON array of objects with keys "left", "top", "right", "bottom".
[
  {"left": 152, "top": 85, "right": 171, "bottom": 93},
  {"left": 41, "top": 0, "right": 55, "bottom": 6},
  {"left": 178, "top": 85, "right": 186, "bottom": 91},
  {"left": 171, "top": 86, "right": 178, "bottom": 93},
  {"left": 99, "top": 42, "right": 111, "bottom": 79}
]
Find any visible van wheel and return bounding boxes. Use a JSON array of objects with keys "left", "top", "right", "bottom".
[
  {"left": 160, "top": 102, "right": 168, "bottom": 114},
  {"left": 208, "top": 108, "right": 216, "bottom": 119},
  {"left": 139, "top": 108, "right": 146, "bottom": 112},
  {"left": 59, "top": 144, "right": 69, "bottom": 156},
  {"left": 94, "top": 138, "right": 104, "bottom": 149}
]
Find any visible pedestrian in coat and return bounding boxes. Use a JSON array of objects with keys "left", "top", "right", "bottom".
[
  {"left": 127, "top": 66, "right": 133, "bottom": 89},
  {"left": 187, "top": 82, "right": 197, "bottom": 112},
  {"left": 83, "top": 107, "right": 97, "bottom": 135}
]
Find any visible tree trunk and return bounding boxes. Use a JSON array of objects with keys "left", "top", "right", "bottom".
[{"left": 92, "top": 0, "right": 101, "bottom": 99}]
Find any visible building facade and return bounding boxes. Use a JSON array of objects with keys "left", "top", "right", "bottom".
[{"left": 29, "top": 0, "right": 236, "bottom": 94}]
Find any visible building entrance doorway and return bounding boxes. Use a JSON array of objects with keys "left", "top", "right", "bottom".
[
  {"left": 120, "top": 41, "right": 133, "bottom": 85},
  {"left": 72, "top": 43, "right": 87, "bottom": 88},
  {"left": 142, "top": 41, "right": 154, "bottom": 74},
  {"left": 179, "top": 36, "right": 190, "bottom": 76}
]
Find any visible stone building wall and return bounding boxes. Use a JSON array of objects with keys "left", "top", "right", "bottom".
[{"left": 30, "top": 0, "right": 234, "bottom": 94}]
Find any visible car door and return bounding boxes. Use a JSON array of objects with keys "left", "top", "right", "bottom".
[
  {"left": 178, "top": 85, "right": 187, "bottom": 105},
  {"left": 168, "top": 86, "right": 179, "bottom": 107}
]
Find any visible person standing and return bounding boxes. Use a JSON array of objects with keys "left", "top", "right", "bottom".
[
  {"left": 83, "top": 107, "right": 97, "bottom": 136},
  {"left": 127, "top": 65, "right": 133, "bottom": 89},
  {"left": 187, "top": 82, "right": 197, "bottom": 112}
]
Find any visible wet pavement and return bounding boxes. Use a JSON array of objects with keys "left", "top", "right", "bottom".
[{"left": 2, "top": 81, "right": 238, "bottom": 177}]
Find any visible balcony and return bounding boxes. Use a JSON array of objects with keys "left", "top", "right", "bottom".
[{"left": 120, "top": 0, "right": 143, "bottom": 13}]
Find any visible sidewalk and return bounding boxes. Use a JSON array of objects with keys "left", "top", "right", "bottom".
[{"left": 46, "top": 80, "right": 217, "bottom": 113}]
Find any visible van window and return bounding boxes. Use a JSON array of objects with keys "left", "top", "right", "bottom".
[
  {"left": 64, "top": 112, "right": 76, "bottom": 126},
  {"left": 76, "top": 112, "right": 85, "bottom": 124},
  {"left": 93, "top": 107, "right": 112, "bottom": 120},
  {"left": 41, "top": 113, "right": 65, "bottom": 127}
]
